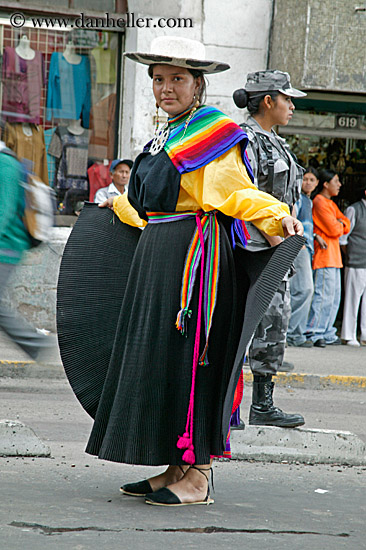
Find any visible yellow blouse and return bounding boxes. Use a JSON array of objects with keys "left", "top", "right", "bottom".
[{"left": 113, "top": 144, "right": 290, "bottom": 235}]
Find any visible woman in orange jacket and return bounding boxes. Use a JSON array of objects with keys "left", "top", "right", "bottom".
[{"left": 306, "top": 169, "right": 350, "bottom": 347}]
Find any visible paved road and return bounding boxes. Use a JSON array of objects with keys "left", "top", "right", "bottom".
[{"left": 0, "top": 377, "right": 365, "bottom": 550}]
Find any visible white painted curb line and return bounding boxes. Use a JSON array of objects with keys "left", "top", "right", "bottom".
[
  {"left": 0, "top": 420, "right": 51, "bottom": 457},
  {"left": 231, "top": 425, "right": 366, "bottom": 466}
]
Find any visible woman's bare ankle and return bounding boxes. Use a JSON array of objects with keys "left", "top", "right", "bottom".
[{"left": 148, "top": 465, "right": 187, "bottom": 491}]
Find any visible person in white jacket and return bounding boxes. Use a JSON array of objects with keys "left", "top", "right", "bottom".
[{"left": 340, "top": 185, "right": 366, "bottom": 346}]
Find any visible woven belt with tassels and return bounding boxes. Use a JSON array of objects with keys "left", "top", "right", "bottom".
[
  {"left": 147, "top": 211, "right": 251, "bottom": 464},
  {"left": 147, "top": 210, "right": 220, "bottom": 464}
]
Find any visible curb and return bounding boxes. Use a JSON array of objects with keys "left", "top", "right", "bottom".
[
  {"left": 0, "top": 419, "right": 51, "bottom": 457},
  {"left": 243, "top": 372, "right": 366, "bottom": 390},
  {"left": 1, "top": 362, "right": 366, "bottom": 389},
  {"left": 231, "top": 425, "right": 366, "bottom": 466},
  {"left": 0, "top": 360, "right": 65, "bottom": 379}
]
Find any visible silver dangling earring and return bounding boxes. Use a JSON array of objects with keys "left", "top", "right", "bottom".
[
  {"left": 154, "top": 103, "right": 160, "bottom": 135},
  {"left": 180, "top": 94, "right": 200, "bottom": 143}
]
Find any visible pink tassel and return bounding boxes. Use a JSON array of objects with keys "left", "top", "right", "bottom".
[
  {"left": 177, "top": 433, "right": 191, "bottom": 450},
  {"left": 182, "top": 445, "right": 195, "bottom": 465}
]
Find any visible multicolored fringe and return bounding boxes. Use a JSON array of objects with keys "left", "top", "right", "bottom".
[
  {"left": 166, "top": 106, "right": 253, "bottom": 179},
  {"left": 147, "top": 210, "right": 220, "bottom": 464},
  {"left": 144, "top": 106, "right": 254, "bottom": 182},
  {"left": 225, "top": 370, "right": 245, "bottom": 458},
  {"left": 147, "top": 210, "right": 220, "bottom": 366}
]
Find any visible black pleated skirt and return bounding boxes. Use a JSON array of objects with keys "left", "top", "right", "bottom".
[
  {"left": 58, "top": 204, "right": 304, "bottom": 466},
  {"left": 85, "top": 214, "right": 242, "bottom": 465}
]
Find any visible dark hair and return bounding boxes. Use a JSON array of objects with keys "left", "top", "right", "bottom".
[
  {"left": 233, "top": 89, "right": 279, "bottom": 115},
  {"left": 318, "top": 168, "right": 337, "bottom": 190},
  {"left": 148, "top": 64, "right": 207, "bottom": 104},
  {"left": 303, "top": 166, "right": 319, "bottom": 179}
]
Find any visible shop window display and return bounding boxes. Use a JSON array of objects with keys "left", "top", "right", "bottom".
[
  {"left": 0, "top": 25, "right": 119, "bottom": 215},
  {"left": 284, "top": 132, "right": 366, "bottom": 208}
]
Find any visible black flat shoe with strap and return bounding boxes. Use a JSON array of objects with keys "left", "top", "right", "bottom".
[
  {"left": 120, "top": 465, "right": 186, "bottom": 497},
  {"left": 145, "top": 465, "right": 214, "bottom": 506}
]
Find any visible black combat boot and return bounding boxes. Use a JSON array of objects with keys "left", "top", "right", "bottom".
[{"left": 249, "top": 374, "right": 305, "bottom": 428}]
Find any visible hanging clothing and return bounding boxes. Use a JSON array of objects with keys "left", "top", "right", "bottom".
[
  {"left": 91, "top": 47, "right": 116, "bottom": 84},
  {"left": 48, "top": 126, "right": 89, "bottom": 191},
  {"left": 88, "top": 94, "right": 116, "bottom": 160},
  {"left": 44, "top": 128, "right": 57, "bottom": 188},
  {"left": 88, "top": 161, "right": 112, "bottom": 201},
  {"left": 46, "top": 53, "right": 91, "bottom": 128},
  {"left": 1, "top": 47, "right": 45, "bottom": 125},
  {"left": 4, "top": 122, "right": 49, "bottom": 185}
]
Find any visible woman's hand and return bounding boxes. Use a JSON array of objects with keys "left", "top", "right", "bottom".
[
  {"left": 98, "top": 197, "right": 114, "bottom": 210},
  {"left": 315, "top": 234, "right": 328, "bottom": 249},
  {"left": 281, "top": 216, "right": 304, "bottom": 238}
]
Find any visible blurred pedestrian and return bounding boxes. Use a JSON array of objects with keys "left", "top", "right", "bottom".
[
  {"left": 94, "top": 159, "right": 133, "bottom": 204},
  {"left": 233, "top": 70, "right": 305, "bottom": 428},
  {"left": 0, "top": 140, "right": 50, "bottom": 359},
  {"left": 340, "top": 185, "right": 366, "bottom": 346},
  {"left": 306, "top": 169, "right": 350, "bottom": 347}
]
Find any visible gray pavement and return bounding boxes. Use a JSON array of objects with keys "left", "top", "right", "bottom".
[{"left": 0, "top": 376, "right": 365, "bottom": 550}]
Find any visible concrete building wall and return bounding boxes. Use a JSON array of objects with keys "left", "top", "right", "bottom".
[
  {"left": 269, "top": 0, "right": 366, "bottom": 93},
  {"left": 3, "top": 229, "right": 72, "bottom": 332}
]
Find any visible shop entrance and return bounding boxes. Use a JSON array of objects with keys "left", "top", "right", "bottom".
[{"left": 0, "top": 20, "right": 123, "bottom": 217}]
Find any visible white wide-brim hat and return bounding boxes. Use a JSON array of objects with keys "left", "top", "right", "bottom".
[{"left": 124, "top": 36, "right": 230, "bottom": 74}]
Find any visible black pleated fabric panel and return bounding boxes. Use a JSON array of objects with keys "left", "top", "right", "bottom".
[
  {"left": 221, "top": 234, "right": 306, "bottom": 436},
  {"left": 57, "top": 203, "right": 141, "bottom": 418}
]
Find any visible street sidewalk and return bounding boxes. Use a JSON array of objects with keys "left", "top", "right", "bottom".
[
  {"left": 1, "top": 329, "right": 365, "bottom": 466},
  {"left": 1, "top": 330, "right": 365, "bottom": 389}
]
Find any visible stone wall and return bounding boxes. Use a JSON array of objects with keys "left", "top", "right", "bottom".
[
  {"left": 269, "top": 0, "right": 366, "bottom": 93},
  {"left": 3, "top": 228, "right": 72, "bottom": 333}
]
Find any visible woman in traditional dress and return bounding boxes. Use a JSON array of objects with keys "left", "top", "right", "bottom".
[{"left": 58, "top": 36, "right": 303, "bottom": 507}]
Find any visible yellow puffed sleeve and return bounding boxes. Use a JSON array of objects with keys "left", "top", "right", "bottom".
[
  {"left": 113, "top": 193, "right": 146, "bottom": 228},
  {"left": 178, "top": 144, "right": 290, "bottom": 237}
]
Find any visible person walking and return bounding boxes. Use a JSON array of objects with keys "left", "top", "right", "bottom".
[
  {"left": 232, "top": 70, "right": 306, "bottom": 428},
  {"left": 306, "top": 169, "right": 350, "bottom": 347},
  {"left": 340, "top": 185, "right": 366, "bottom": 346},
  {"left": 0, "top": 140, "right": 50, "bottom": 359}
]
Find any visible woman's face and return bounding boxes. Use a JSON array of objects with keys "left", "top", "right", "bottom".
[
  {"left": 324, "top": 174, "right": 341, "bottom": 197},
  {"left": 302, "top": 172, "right": 318, "bottom": 196},
  {"left": 268, "top": 93, "right": 295, "bottom": 126},
  {"left": 152, "top": 64, "right": 200, "bottom": 117}
]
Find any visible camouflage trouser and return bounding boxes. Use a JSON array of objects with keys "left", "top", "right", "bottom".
[{"left": 249, "top": 280, "right": 291, "bottom": 375}]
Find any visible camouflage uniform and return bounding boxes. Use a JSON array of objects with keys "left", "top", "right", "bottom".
[
  {"left": 248, "top": 279, "right": 291, "bottom": 375},
  {"left": 242, "top": 116, "right": 304, "bottom": 375}
]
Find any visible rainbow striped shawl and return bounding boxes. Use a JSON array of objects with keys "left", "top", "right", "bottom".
[{"left": 147, "top": 105, "right": 254, "bottom": 181}]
